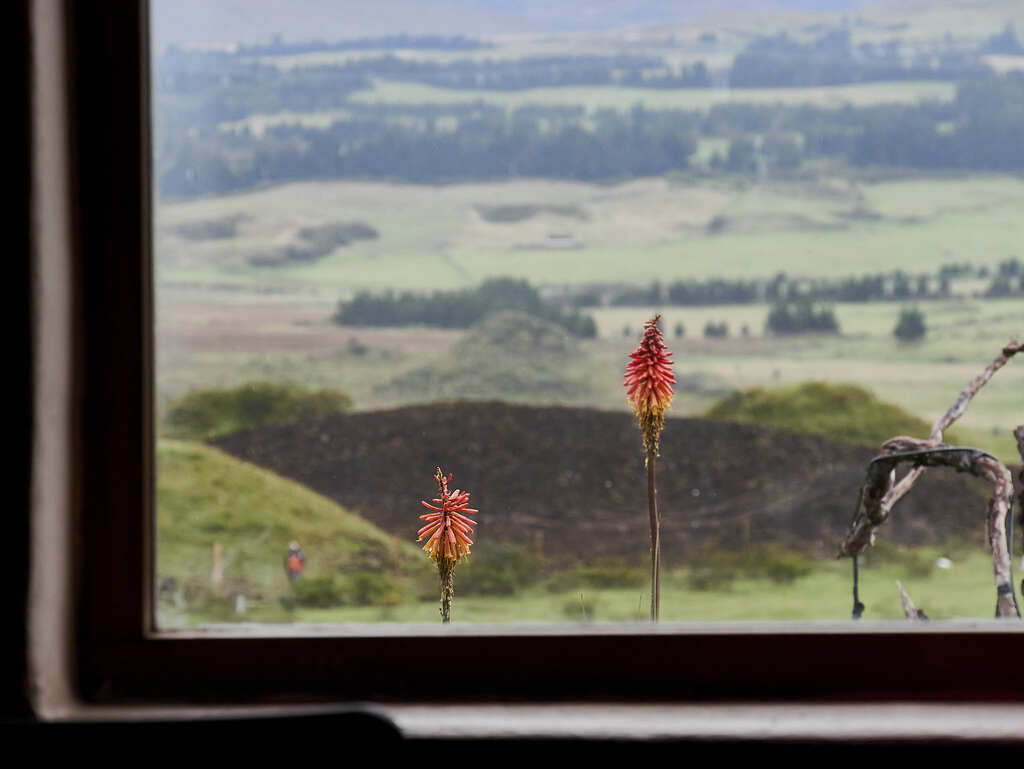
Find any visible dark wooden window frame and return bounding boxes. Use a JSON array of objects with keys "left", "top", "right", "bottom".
[{"left": 58, "top": 0, "right": 1024, "bottom": 709}]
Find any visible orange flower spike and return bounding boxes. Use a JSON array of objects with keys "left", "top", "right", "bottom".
[
  {"left": 624, "top": 314, "right": 676, "bottom": 456},
  {"left": 417, "top": 467, "right": 478, "bottom": 564}
]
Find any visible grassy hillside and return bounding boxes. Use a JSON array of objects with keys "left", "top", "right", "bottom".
[
  {"left": 156, "top": 439, "right": 434, "bottom": 626},
  {"left": 703, "top": 381, "right": 968, "bottom": 448}
]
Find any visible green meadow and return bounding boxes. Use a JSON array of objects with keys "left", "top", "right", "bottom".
[
  {"left": 155, "top": 173, "right": 1024, "bottom": 293},
  {"left": 289, "top": 548, "right": 1009, "bottom": 624},
  {"left": 347, "top": 78, "right": 957, "bottom": 113}
]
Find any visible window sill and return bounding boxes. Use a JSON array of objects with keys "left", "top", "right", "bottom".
[{"left": 29, "top": 701, "right": 1024, "bottom": 744}]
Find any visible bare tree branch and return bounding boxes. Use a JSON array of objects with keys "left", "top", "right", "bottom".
[
  {"left": 838, "top": 340, "right": 1022, "bottom": 619},
  {"left": 840, "top": 340, "right": 1022, "bottom": 558},
  {"left": 1016, "top": 425, "right": 1024, "bottom": 533},
  {"left": 877, "top": 341, "right": 1023, "bottom": 514}
]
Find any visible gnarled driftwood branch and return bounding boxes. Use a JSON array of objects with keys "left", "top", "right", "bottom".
[{"left": 838, "top": 340, "right": 1022, "bottom": 619}]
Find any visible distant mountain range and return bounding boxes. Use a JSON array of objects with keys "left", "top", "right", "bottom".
[{"left": 152, "top": 0, "right": 882, "bottom": 49}]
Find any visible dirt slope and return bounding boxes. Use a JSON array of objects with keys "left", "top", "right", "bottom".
[{"left": 211, "top": 402, "right": 995, "bottom": 565}]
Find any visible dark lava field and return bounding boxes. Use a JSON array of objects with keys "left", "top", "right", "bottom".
[{"left": 212, "top": 401, "right": 994, "bottom": 565}]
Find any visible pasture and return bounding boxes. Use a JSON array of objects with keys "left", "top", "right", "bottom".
[
  {"left": 155, "top": 173, "right": 1024, "bottom": 294},
  {"left": 155, "top": 172, "right": 1024, "bottom": 460},
  {"left": 348, "top": 78, "right": 957, "bottom": 113},
  {"left": 279, "top": 549, "right": 1007, "bottom": 624}
]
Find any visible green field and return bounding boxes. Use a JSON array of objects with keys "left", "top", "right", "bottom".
[
  {"left": 155, "top": 174, "right": 1024, "bottom": 294},
  {"left": 348, "top": 78, "right": 956, "bottom": 113},
  {"left": 232, "top": 549, "right": 1011, "bottom": 624},
  {"left": 154, "top": 173, "right": 1024, "bottom": 461}
]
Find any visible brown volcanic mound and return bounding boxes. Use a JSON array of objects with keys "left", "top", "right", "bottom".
[{"left": 211, "top": 402, "right": 991, "bottom": 565}]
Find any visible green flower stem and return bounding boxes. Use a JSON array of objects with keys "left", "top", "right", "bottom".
[{"left": 647, "top": 448, "right": 660, "bottom": 622}]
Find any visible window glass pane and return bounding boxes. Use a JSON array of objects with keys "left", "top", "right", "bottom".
[{"left": 152, "top": 1, "right": 1024, "bottom": 628}]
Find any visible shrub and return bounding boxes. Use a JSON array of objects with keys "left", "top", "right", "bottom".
[
  {"left": 547, "top": 557, "right": 646, "bottom": 592},
  {"left": 562, "top": 593, "right": 600, "bottom": 621},
  {"left": 737, "top": 543, "right": 815, "bottom": 584},
  {"left": 458, "top": 543, "right": 546, "bottom": 596},
  {"left": 893, "top": 307, "right": 926, "bottom": 342},
  {"left": 862, "top": 540, "right": 934, "bottom": 579},
  {"left": 293, "top": 575, "right": 344, "bottom": 608},
  {"left": 704, "top": 381, "right": 959, "bottom": 448},
  {"left": 162, "top": 381, "right": 353, "bottom": 440},
  {"left": 686, "top": 543, "right": 817, "bottom": 591},
  {"left": 342, "top": 571, "right": 404, "bottom": 607}
]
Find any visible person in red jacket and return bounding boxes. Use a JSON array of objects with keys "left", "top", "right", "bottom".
[{"left": 285, "top": 541, "right": 306, "bottom": 583}]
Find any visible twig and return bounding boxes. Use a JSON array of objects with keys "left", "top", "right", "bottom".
[{"left": 896, "top": 580, "right": 928, "bottom": 620}]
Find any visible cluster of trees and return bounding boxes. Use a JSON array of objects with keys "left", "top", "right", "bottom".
[
  {"left": 703, "top": 321, "right": 729, "bottom": 338},
  {"left": 164, "top": 24, "right": 1020, "bottom": 99},
  {"left": 984, "top": 257, "right": 1024, "bottom": 296},
  {"left": 160, "top": 105, "right": 699, "bottom": 195},
  {"left": 729, "top": 28, "right": 990, "bottom": 88},
  {"left": 333, "top": 277, "right": 597, "bottom": 337},
  {"left": 765, "top": 300, "right": 840, "bottom": 335},
  {"left": 893, "top": 307, "right": 927, "bottom": 342},
  {"left": 156, "top": 34, "right": 1024, "bottom": 196}
]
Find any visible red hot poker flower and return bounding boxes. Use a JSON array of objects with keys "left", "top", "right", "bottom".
[
  {"left": 417, "top": 467, "right": 478, "bottom": 564},
  {"left": 624, "top": 314, "right": 676, "bottom": 455}
]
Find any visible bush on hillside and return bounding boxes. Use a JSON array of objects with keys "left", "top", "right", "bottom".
[
  {"left": 387, "top": 311, "right": 594, "bottom": 402},
  {"left": 163, "top": 381, "right": 353, "bottom": 440},
  {"left": 704, "top": 381, "right": 959, "bottom": 448}
]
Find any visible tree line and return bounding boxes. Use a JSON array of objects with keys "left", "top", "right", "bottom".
[
  {"left": 333, "top": 278, "right": 597, "bottom": 338},
  {"left": 157, "top": 69, "right": 1024, "bottom": 196},
  {"left": 595, "top": 268, "right": 971, "bottom": 309}
]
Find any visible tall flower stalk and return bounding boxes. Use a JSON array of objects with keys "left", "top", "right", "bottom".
[
  {"left": 417, "top": 466, "right": 478, "bottom": 623},
  {"left": 624, "top": 315, "right": 676, "bottom": 621}
]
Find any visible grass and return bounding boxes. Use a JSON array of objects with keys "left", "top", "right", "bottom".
[
  {"left": 153, "top": 170, "right": 1024, "bottom": 471},
  {"left": 348, "top": 79, "right": 957, "bottom": 114},
  {"left": 155, "top": 174, "right": 1024, "bottom": 294},
  {"left": 155, "top": 295, "right": 1024, "bottom": 460},
  {"left": 286, "top": 548, "right": 1012, "bottom": 623}
]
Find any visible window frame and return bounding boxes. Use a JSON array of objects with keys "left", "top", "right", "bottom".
[{"left": 54, "top": 0, "right": 1024, "bottom": 708}]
